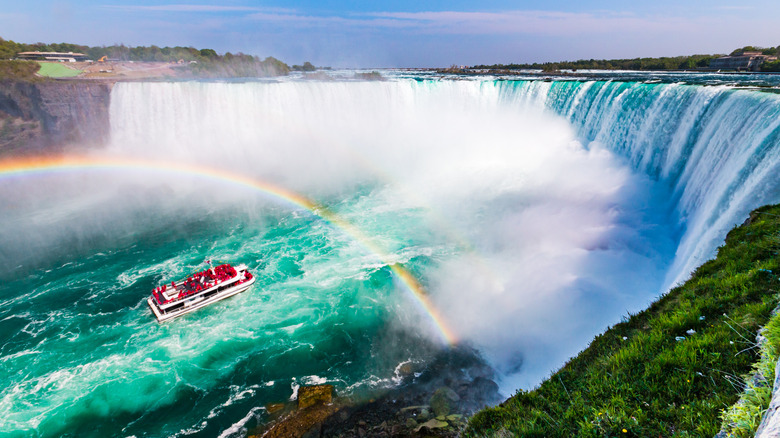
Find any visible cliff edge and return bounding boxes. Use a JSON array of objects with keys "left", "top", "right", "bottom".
[{"left": 0, "top": 79, "right": 113, "bottom": 154}]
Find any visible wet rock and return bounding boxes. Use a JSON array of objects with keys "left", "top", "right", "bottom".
[
  {"left": 398, "top": 362, "right": 415, "bottom": 377},
  {"left": 430, "top": 387, "right": 459, "bottom": 417},
  {"left": 258, "top": 403, "right": 337, "bottom": 438},
  {"left": 459, "top": 376, "right": 500, "bottom": 410},
  {"left": 298, "top": 385, "right": 334, "bottom": 410},
  {"left": 301, "top": 422, "right": 322, "bottom": 438},
  {"left": 415, "top": 418, "right": 448, "bottom": 432},
  {"left": 266, "top": 403, "right": 285, "bottom": 414},
  {"left": 314, "top": 345, "right": 500, "bottom": 437}
]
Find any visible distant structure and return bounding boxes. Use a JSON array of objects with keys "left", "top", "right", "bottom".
[
  {"left": 16, "top": 51, "right": 89, "bottom": 62},
  {"left": 709, "top": 51, "right": 777, "bottom": 71}
]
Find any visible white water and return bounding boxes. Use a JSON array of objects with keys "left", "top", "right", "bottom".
[
  {"left": 513, "top": 80, "right": 780, "bottom": 289},
  {"left": 107, "top": 79, "right": 688, "bottom": 391},
  {"left": 12, "top": 76, "right": 780, "bottom": 436}
]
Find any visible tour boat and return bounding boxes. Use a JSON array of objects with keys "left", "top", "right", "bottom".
[{"left": 147, "top": 263, "right": 255, "bottom": 322}]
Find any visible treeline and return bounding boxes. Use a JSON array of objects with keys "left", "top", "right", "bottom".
[
  {"left": 474, "top": 55, "right": 718, "bottom": 72},
  {"left": 473, "top": 45, "right": 780, "bottom": 72},
  {"left": 729, "top": 45, "right": 779, "bottom": 56},
  {"left": 0, "top": 37, "right": 290, "bottom": 77}
]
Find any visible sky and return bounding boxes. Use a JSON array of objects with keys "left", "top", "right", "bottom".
[{"left": 1, "top": 0, "right": 779, "bottom": 67}]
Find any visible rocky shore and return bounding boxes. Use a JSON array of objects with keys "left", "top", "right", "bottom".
[{"left": 250, "top": 346, "right": 501, "bottom": 438}]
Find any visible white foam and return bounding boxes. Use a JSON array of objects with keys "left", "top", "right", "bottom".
[{"left": 217, "top": 407, "right": 264, "bottom": 438}]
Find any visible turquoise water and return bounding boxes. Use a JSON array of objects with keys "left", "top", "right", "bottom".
[
  {"left": 3, "top": 76, "right": 780, "bottom": 436},
  {"left": 0, "top": 180, "right": 449, "bottom": 437}
]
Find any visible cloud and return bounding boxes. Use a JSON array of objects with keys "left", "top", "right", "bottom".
[
  {"left": 239, "top": 9, "right": 709, "bottom": 38},
  {"left": 713, "top": 5, "right": 755, "bottom": 10},
  {"left": 100, "top": 4, "right": 293, "bottom": 13}
]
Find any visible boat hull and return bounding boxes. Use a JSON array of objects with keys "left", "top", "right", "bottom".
[{"left": 148, "top": 277, "right": 255, "bottom": 322}]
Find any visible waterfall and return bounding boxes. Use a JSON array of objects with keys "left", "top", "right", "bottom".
[
  {"left": 110, "top": 79, "right": 780, "bottom": 290},
  {"left": 107, "top": 78, "right": 780, "bottom": 389},
  {"left": 507, "top": 80, "right": 780, "bottom": 287},
  {"left": 4, "top": 76, "right": 779, "bottom": 437}
]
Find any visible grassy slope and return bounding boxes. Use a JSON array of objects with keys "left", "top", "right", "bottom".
[
  {"left": 467, "top": 204, "right": 780, "bottom": 438},
  {"left": 36, "top": 61, "right": 81, "bottom": 78}
]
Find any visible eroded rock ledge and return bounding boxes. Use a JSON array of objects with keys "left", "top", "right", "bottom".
[
  {"left": 252, "top": 347, "right": 501, "bottom": 438},
  {"left": 0, "top": 79, "right": 113, "bottom": 154}
]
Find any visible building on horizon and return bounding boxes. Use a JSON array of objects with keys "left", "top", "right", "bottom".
[
  {"left": 709, "top": 51, "right": 777, "bottom": 71},
  {"left": 16, "top": 51, "right": 90, "bottom": 62}
]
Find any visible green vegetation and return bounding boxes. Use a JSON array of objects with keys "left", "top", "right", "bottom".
[
  {"left": 0, "top": 37, "right": 290, "bottom": 77},
  {"left": 292, "top": 61, "right": 317, "bottom": 72},
  {"left": 731, "top": 46, "right": 780, "bottom": 56},
  {"left": 466, "top": 204, "right": 780, "bottom": 437},
  {"left": 720, "top": 311, "right": 780, "bottom": 437},
  {"left": 354, "top": 71, "right": 384, "bottom": 80},
  {"left": 185, "top": 53, "right": 289, "bottom": 77},
  {"left": 473, "top": 55, "right": 718, "bottom": 72},
  {"left": 35, "top": 61, "right": 81, "bottom": 78},
  {"left": 761, "top": 61, "right": 780, "bottom": 72},
  {"left": 0, "top": 60, "right": 40, "bottom": 80},
  {"left": 473, "top": 45, "right": 780, "bottom": 72}
]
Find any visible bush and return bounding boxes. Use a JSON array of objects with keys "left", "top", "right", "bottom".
[{"left": 0, "top": 60, "right": 41, "bottom": 80}]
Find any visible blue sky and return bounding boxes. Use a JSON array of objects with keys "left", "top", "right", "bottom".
[{"left": 1, "top": 0, "right": 778, "bottom": 67}]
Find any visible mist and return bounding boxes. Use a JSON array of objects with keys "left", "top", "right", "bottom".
[
  {"left": 0, "top": 80, "right": 684, "bottom": 415},
  {"left": 92, "top": 79, "right": 676, "bottom": 391}
]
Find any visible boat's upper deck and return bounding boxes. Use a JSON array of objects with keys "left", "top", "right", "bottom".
[{"left": 151, "top": 264, "right": 252, "bottom": 307}]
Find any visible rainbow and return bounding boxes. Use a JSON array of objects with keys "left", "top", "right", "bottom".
[{"left": 0, "top": 154, "right": 458, "bottom": 344}]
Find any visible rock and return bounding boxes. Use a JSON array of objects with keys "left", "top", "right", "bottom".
[
  {"left": 298, "top": 385, "right": 333, "bottom": 410},
  {"left": 430, "top": 387, "right": 460, "bottom": 417},
  {"left": 399, "top": 405, "right": 428, "bottom": 412},
  {"left": 259, "top": 402, "right": 337, "bottom": 438},
  {"left": 301, "top": 422, "right": 321, "bottom": 438},
  {"left": 398, "top": 362, "right": 415, "bottom": 376},
  {"left": 265, "top": 403, "right": 285, "bottom": 414},
  {"left": 415, "top": 418, "right": 448, "bottom": 433},
  {"left": 446, "top": 414, "right": 462, "bottom": 421},
  {"left": 0, "top": 80, "right": 113, "bottom": 153},
  {"left": 756, "top": 354, "right": 780, "bottom": 438}
]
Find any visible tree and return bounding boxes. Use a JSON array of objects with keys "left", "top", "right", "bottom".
[{"left": 199, "top": 48, "right": 218, "bottom": 58}]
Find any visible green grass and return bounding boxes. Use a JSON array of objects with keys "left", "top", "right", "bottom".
[
  {"left": 466, "top": 204, "right": 780, "bottom": 438},
  {"left": 36, "top": 61, "right": 82, "bottom": 78},
  {"left": 719, "top": 305, "right": 780, "bottom": 437}
]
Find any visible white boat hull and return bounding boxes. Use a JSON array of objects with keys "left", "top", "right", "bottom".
[{"left": 148, "top": 276, "right": 255, "bottom": 322}]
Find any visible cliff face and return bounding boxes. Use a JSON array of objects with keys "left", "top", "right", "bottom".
[{"left": 0, "top": 80, "right": 113, "bottom": 154}]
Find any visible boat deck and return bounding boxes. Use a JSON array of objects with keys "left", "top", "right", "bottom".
[{"left": 148, "top": 263, "right": 255, "bottom": 321}]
